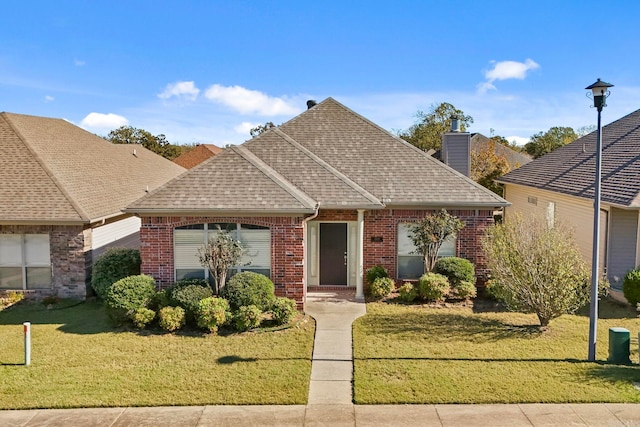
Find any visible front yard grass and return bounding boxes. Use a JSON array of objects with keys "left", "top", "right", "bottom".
[
  {"left": 353, "top": 298, "right": 640, "bottom": 404},
  {"left": 0, "top": 300, "right": 314, "bottom": 409}
]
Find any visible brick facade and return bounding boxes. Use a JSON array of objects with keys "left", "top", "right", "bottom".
[
  {"left": 139, "top": 209, "right": 493, "bottom": 308},
  {"left": 0, "top": 224, "right": 90, "bottom": 299}
]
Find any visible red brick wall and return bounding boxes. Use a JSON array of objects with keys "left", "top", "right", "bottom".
[
  {"left": 139, "top": 209, "right": 494, "bottom": 307},
  {"left": 139, "top": 216, "right": 306, "bottom": 307}
]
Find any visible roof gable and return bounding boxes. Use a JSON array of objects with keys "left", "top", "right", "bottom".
[
  {"left": 499, "top": 108, "right": 640, "bottom": 208},
  {"left": 128, "top": 98, "right": 508, "bottom": 214},
  {"left": 0, "top": 112, "right": 186, "bottom": 223},
  {"left": 173, "top": 144, "right": 222, "bottom": 169}
]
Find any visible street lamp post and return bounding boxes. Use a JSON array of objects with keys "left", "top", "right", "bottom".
[{"left": 585, "top": 78, "right": 613, "bottom": 362}]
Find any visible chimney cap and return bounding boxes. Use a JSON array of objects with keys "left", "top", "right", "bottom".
[
  {"left": 450, "top": 116, "right": 461, "bottom": 132},
  {"left": 306, "top": 100, "right": 317, "bottom": 109}
]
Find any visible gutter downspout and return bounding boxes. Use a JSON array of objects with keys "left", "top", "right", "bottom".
[
  {"left": 356, "top": 209, "right": 365, "bottom": 301},
  {"left": 302, "top": 204, "right": 320, "bottom": 307}
]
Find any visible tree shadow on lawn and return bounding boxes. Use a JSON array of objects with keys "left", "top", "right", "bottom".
[
  {"left": 575, "top": 298, "right": 637, "bottom": 320},
  {"left": 365, "top": 310, "right": 543, "bottom": 343}
]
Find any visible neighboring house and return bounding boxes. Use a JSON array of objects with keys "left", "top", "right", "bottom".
[
  {"left": 127, "top": 98, "right": 508, "bottom": 308},
  {"left": 0, "top": 112, "right": 185, "bottom": 298},
  {"left": 470, "top": 133, "right": 532, "bottom": 170},
  {"left": 173, "top": 144, "right": 222, "bottom": 169},
  {"left": 497, "top": 108, "right": 640, "bottom": 295}
]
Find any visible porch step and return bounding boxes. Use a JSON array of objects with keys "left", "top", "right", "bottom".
[{"left": 307, "top": 286, "right": 354, "bottom": 292}]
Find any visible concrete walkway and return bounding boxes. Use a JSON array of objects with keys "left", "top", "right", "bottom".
[
  {"left": 304, "top": 291, "right": 367, "bottom": 405},
  {"left": 4, "top": 291, "right": 640, "bottom": 426}
]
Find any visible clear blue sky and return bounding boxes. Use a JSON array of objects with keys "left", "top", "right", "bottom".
[{"left": 3, "top": 1, "right": 639, "bottom": 146}]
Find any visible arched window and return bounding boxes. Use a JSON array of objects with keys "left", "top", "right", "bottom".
[{"left": 174, "top": 223, "right": 271, "bottom": 281}]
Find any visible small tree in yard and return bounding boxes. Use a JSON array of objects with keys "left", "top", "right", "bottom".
[
  {"left": 482, "top": 214, "right": 590, "bottom": 328},
  {"left": 198, "top": 229, "right": 246, "bottom": 295},
  {"left": 409, "top": 209, "right": 465, "bottom": 272}
]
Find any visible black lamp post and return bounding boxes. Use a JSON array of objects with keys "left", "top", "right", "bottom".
[{"left": 585, "top": 78, "right": 613, "bottom": 362}]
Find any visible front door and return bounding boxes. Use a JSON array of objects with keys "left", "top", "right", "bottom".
[{"left": 319, "top": 223, "right": 348, "bottom": 285}]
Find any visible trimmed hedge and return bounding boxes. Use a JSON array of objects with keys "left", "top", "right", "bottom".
[
  {"left": 91, "top": 248, "right": 141, "bottom": 299},
  {"left": 104, "top": 274, "right": 156, "bottom": 324},
  {"left": 234, "top": 305, "right": 262, "bottom": 331},
  {"left": 169, "top": 283, "right": 213, "bottom": 324},
  {"left": 370, "top": 277, "right": 394, "bottom": 299},
  {"left": 417, "top": 272, "right": 450, "bottom": 302},
  {"left": 196, "top": 297, "right": 230, "bottom": 333},
  {"left": 434, "top": 257, "right": 475, "bottom": 285},
  {"left": 224, "top": 272, "right": 275, "bottom": 311},
  {"left": 623, "top": 268, "right": 640, "bottom": 305},
  {"left": 271, "top": 297, "right": 297, "bottom": 325},
  {"left": 366, "top": 265, "right": 388, "bottom": 285},
  {"left": 159, "top": 306, "right": 186, "bottom": 332},
  {"left": 398, "top": 282, "right": 417, "bottom": 302}
]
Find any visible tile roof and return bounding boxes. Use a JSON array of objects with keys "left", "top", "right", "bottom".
[
  {"left": 0, "top": 112, "right": 186, "bottom": 223},
  {"left": 498, "top": 108, "right": 640, "bottom": 208},
  {"left": 128, "top": 98, "right": 508, "bottom": 214},
  {"left": 173, "top": 144, "right": 222, "bottom": 169}
]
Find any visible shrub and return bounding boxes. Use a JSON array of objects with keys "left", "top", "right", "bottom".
[
  {"left": 196, "top": 297, "right": 230, "bottom": 333},
  {"left": 271, "top": 297, "right": 297, "bottom": 325},
  {"left": 104, "top": 275, "right": 156, "bottom": 324},
  {"left": 173, "top": 278, "right": 210, "bottom": 289},
  {"left": 159, "top": 306, "right": 186, "bottom": 332},
  {"left": 370, "top": 277, "right": 394, "bottom": 299},
  {"left": 224, "top": 272, "right": 275, "bottom": 311},
  {"left": 150, "top": 289, "right": 171, "bottom": 311},
  {"left": 131, "top": 307, "right": 156, "bottom": 329},
  {"left": 434, "top": 257, "right": 475, "bottom": 285},
  {"left": 623, "top": 268, "right": 640, "bottom": 305},
  {"left": 417, "top": 273, "right": 450, "bottom": 302},
  {"left": 366, "top": 265, "right": 388, "bottom": 285},
  {"left": 398, "top": 282, "right": 417, "bottom": 302},
  {"left": 234, "top": 305, "right": 262, "bottom": 331},
  {"left": 451, "top": 280, "right": 477, "bottom": 300},
  {"left": 169, "top": 283, "right": 213, "bottom": 324},
  {"left": 91, "top": 248, "right": 141, "bottom": 299}
]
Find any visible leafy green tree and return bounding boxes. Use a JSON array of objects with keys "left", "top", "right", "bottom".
[
  {"left": 409, "top": 210, "right": 465, "bottom": 272},
  {"left": 471, "top": 139, "right": 510, "bottom": 196},
  {"left": 524, "top": 126, "right": 578, "bottom": 158},
  {"left": 197, "top": 228, "right": 246, "bottom": 295},
  {"left": 482, "top": 214, "right": 590, "bottom": 328},
  {"left": 250, "top": 121, "right": 275, "bottom": 137},
  {"left": 106, "top": 126, "right": 184, "bottom": 160},
  {"left": 399, "top": 102, "right": 473, "bottom": 152}
]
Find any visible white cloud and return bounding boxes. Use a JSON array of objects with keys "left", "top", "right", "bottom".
[
  {"left": 234, "top": 121, "right": 259, "bottom": 134},
  {"left": 204, "top": 84, "right": 299, "bottom": 116},
  {"left": 44, "top": 95, "right": 54, "bottom": 103},
  {"left": 158, "top": 81, "right": 200, "bottom": 101},
  {"left": 505, "top": 136, "right": 530, "bottom": 146},
  {"left": 478, "top": 59, "right": 540, "bottom": 93},
  {"left": 80, "top": 112, "right": 129, "bottom": 130},
  {"left": 74, "top": 58, "right": 86, "bottom": 66}
]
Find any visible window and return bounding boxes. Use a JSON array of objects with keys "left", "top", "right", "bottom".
[
  {"left": 174, "top": 223, "right": 271, "bottom": 281},
  {"left": 397, "top": 223, "right": 456, "bottom": 280},
  {"left": 0, "top": 234, "right": 51, "bottom": 290}
]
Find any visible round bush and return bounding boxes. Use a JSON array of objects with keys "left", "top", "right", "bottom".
[
  {"left": 450, "top": 280, "right": 477, "bottom": 300},
  {"left": 623, "top": 268, "right": 640, "bottom": 305},
  {"left": 234, "top": 305, "right": 262, "bottom": 331},
  {"left": 398, "top": 282, "right": 417, "bottom": 302},
  {"left": 104, "top": 275, "right": 156, "bottom": 323},
  {"left": 196, "top": 297, "right": 230, "bottom": 333},
  {"left": 370, "top": 277, "right": 394, "bottom": 299},
  {"left": 271, "top": 297, "right": 297, "bottom": 325},
  {"left": 169, "top": 284, "right": 213, "bottom": 324},
  {"left": 131, "top": 307, "right": 156, "bottom": 329},
  {"left": 91, "top": 248, "right": 141, "bottom": 299},
  {"left": 159, "top": 306, "right": 186, "bottom": 332},
  {"left": 366, "top": 265, "right": 388, "bottom": 285},
  {"left": 417, "top": 272, "right": 450, "bottom": 302},
  {"left": 224, "top": 272, "right": 275, "bottom": 311},
  {"left": 433, "top": 257, "right": 475, "bottom": 285}
]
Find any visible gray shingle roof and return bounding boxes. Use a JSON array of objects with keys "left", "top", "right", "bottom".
[
  {"left": 0, "top": 112, "right": 186, "bottom": 223},
  {"left": 128, "top": 98, "right": 508, "bottom": 214},
  {"left": 498, "top": 108, "right": 640, "bottom": 208}
]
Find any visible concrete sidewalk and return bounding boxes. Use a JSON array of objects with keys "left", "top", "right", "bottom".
[{"left": 3, "top": 403, "right": 640, "bottom": 426}]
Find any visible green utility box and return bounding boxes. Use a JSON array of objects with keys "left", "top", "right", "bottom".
[{"left": 608, "top": 327, "right": 631, "bottom": 364}]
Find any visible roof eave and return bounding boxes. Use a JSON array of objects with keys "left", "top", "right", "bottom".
[
  {"left": 125, "top": 207, "right": 316, "bottom": 216},
  {"left": 0, "top": 218, "right": 88, "bottom": 225},
  {"left": 386, "top": 201, "right": 510, "bottom": 208}
]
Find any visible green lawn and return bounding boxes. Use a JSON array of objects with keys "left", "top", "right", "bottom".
[
  {"left": 353, "top": 298, "right": 640, "bottom": 404},
  {"left": 0, "top": 301, "right": 314, "bottom": 409}
]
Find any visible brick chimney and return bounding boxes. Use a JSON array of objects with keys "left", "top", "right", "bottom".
[{"left": 441, "top": 117, "right": 470, "bottom": 177}]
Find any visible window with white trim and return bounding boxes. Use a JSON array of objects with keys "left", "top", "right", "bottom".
[
  {"left": 174, "top": 223, "right": 271, "bottom": 281},
  {"left": 0, "top": 234, "right": 51, "bottom": 289},
  {"left": 397, "top": 223, "right": 456, "bottom": 280}
]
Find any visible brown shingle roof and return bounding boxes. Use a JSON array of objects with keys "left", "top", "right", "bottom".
[
  {"left": 498, "top": 108, "right": 640, "bottom": 208},
  {"left": 173, "top": 144, "right": 222, "bottom": 169},
  {"left": 0, "top": 112, "right": 186, "bottom": 223},
  {"left": 470, "top": 134, "right": 532, "bottom": 169},
  {"left": 128, "top": 98, "right": 508, "bottom": 214}
]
